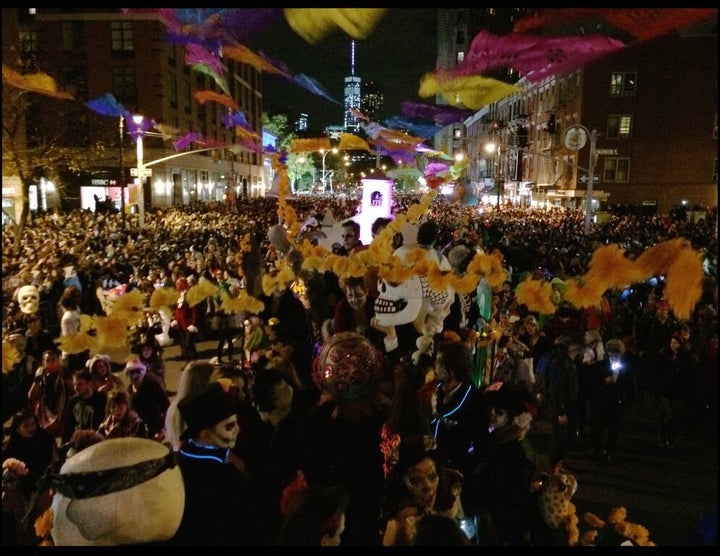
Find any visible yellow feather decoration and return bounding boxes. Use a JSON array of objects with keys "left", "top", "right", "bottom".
[
  {"left": 563, "top": 275, "right": 607, "bottom": 309},
  {"left": 58, "top": 331, "right": 100, "bottom": 355},
  {"left": 515, "top": 278, "right": 556, "bottom": 315},
  {"left": 586, "top": 244, "right": 645, "bottom": 290},
  {"left": 186, "top": 276, "right": 219, "bottom": 308},
  {"left": 149, "top": 287, "right": 180, "bottom": 313},
  {"left": 94, "top": 316, "right": 131, "bottom": 348},
  {"left": 332, "top": 256, "right": 352, "bottom": 279},
  {"left": 633, "top": 238, "right": 688, "bottom": 277},
  {"left": 663, "top": 247, "right": 704, "bottom": 321},
  {"left": 110, "top": 289, "right": 145, "bottom": 318}
]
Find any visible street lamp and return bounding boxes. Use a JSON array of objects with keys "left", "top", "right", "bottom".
[
  {"left": 133, "top": 114, "right": 146, "bottom": 228},
  {"left": 294, "top": 154, "right": 307, "bottom": 194},
  {"left": 320, "top": 147, "right": 338, "bottom": 193},
  {"left": 118, "top": 116, "right": 126, "bottom": 227},
  {"left": 454, "top": 151, "right": 466, "bottom": 228},
  {"left": 485, "top": 141, "right": 503, "bottom": 209}
]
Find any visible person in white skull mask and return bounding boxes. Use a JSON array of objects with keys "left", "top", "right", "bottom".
[
  {"left": 169, "top": 382, "right": 273, "bottom": 545},
  {"left": 16, "top": 284, "right": 40, "bottom": 315}
]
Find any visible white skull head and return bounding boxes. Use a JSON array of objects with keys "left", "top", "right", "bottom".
[
  {"left": 374, "top": 275, "right": 424, "bottom": 327},
  {"left": 17, "top": 285, "right": 40, "bottom": 314},
  {"left": 374, "top": 248, "right": 454, "bottom": 330}
]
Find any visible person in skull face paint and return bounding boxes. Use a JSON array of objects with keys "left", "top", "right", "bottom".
[{"left": 169, "top": 382, "right": 274, "bottom": 546}]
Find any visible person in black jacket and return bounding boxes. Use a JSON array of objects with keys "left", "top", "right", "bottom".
[
  {"left": 430, "top": 339, "right": 491, "bottom": 512},
  {"left": 540, "top": 336, "right": 583, "bottom": 469},
  {"left": 170, "top": 382, "right": 273, "bottom": 545},
  {"left": 467, "top": 382, "right": 537, "bottom": 545},
  {"left": 257, "top": 281, "right": 313, "bottom": 386}
]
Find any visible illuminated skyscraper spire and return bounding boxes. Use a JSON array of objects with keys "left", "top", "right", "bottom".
[{"left": 344, "top": 40, "right": 361, "bottom": 131}]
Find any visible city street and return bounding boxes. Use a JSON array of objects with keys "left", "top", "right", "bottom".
[{"left": 107, "top": 336, "right": 717, "bottom": 547}]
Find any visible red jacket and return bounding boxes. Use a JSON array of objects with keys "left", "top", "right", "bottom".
[{"left": 175, "top": 300, "right": 199, "bottom": 331}]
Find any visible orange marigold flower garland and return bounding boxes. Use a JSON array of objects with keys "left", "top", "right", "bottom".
[
  {"left": 34, "top": 508, "right": 54, "bottom": 546},
  {"left": 572, "top": 506, "right": 655, "bottom": 546}
]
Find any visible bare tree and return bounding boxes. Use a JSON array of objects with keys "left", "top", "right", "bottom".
[{"left": 1, "top": 82, "right": 90, "bottom": 255}]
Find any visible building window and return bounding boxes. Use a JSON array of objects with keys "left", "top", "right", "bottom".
[
  {"left": 602, "top": 157, "right": 630, "bottom": 183},
  {"left": 168, "top": 74, "right": 177, "bottom": 108},
  {"left": 713, "top": 158, "right": 718, "bottom": 183},
  {"left": 714, "top": 113, "right": 718, "bottom": 140},
  {"left": 19, "top": 24, "right": 37, "bottom": 53},
  {"left": 110, "top": 21, "right": 134, "bottom": 53},
  {"left": 167, "top": 43, "right": 176, "bottom": 65},
  {"left": 606, "top": 115, "right": 632, "bottom": 139},
  {"left": 610, "top": 72, "right": 636, "bottom": 97},
  {"left": 62, "top": 21, "right": 84, "bottom": 51},
  {"left": 183, "top": 81, "right": 192, "bottom": 114},
  {"left": 112, "top": 67, "right": 137, "bottom": 107}
]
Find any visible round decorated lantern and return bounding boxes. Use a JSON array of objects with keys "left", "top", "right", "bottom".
[{"left": 313, "top": 332, "right": 385, "bottom": 402}]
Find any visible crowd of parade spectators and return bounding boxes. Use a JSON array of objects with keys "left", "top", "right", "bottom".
[{"left": 2, "top": 193, "right": 717, "bottom": 546}]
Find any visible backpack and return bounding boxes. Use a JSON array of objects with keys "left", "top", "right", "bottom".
[{"left": 532, "top": 351, "right": 555, "bottom": 420}]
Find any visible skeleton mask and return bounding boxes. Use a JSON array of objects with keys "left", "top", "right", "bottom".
[
  {"left": 17, "top": 285, "right": 40, "bottom": 314},
  {"left": 205, "top": 415, "right": 239, "bottom": 449},
  {"left": 374, "top": 248, "right": 454, "bottom": 331}
]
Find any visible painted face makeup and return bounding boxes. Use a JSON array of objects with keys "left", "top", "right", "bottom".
[
  {"left": 206, "top": 415, "right": 239, "bottom": 449},
  {"left": 402, "top": 458, "right": 439, "bottom": 511}
]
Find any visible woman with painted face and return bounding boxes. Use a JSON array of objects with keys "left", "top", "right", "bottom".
[
  {"left": 333, "top": 275, "right": 384, "bottom": 352},
  {"left": 169, "top": 382, "right": 274, "bottom": 546},
  {"left": 379, "top": 435, "right": 467, "bottom": 546}
]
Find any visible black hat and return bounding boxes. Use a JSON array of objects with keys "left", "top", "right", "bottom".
[
  {"left": 178, "top": 382, "right": 236, "bottom": 440},
  {"left": 485, "top": 382, "right": 535, "bottom": 418}
]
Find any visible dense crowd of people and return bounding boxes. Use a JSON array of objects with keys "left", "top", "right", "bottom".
[{"left": 2, "top": 193, "right": 717, "bottom": 546}]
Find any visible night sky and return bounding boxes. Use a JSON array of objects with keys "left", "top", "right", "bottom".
[{"left": 246, "top": 9, "right": 439, "bottom": 132}]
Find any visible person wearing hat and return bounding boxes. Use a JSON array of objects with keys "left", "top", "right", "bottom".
[
  {"left": 124, "top": 358, "right": 169, "bottom": 441},
  {"left": 86, "top": 353, "right": 124, "bottom": 395},
  {"left": 169, "top": 382, "right": 273, "bottom": 546},
  {"left": 466, "top": 382, "right": 537, "bottom": 545},
  {"left": 133, "top": 335, "right": 167, "bottom": 389}
]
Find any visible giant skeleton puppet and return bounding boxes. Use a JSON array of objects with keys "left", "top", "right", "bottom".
[
  {"left": 268, "top": 220, "right": 455, "bottom": 363},
  {"left": 374, "top": 242, "right": 454, "bottom": 363}
]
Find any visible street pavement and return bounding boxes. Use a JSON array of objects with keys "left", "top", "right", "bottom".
[{"left": 104, "top": 337, "right": 718, "bottom": 546}]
